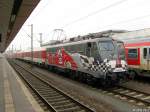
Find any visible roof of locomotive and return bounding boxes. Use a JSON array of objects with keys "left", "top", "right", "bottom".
[{"left": 44, "top": 37, "right": 116, "bottom": 49}]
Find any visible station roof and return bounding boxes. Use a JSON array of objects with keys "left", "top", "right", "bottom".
[{"left": 0, "top": 0, "right": 40, "bottom": 52}]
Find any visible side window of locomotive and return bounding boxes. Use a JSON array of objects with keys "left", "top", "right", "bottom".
[
  {"left": 50, "top": 48, "right": 53, "bottom": 53},
  {"left": 70, "top": 45, "right": 75, "bottom": 53},
  {"left": 128, "top": 49, "right": 138, "bottom": 59},
  {"left": 91, "top": 42, "right": 99, "bottom": 57},
  {"left": 52, "top": 47, "right": 56, "bottom": 54},
  {"left": 65, "top": 46, "right": 69, "bottom": 52},
  {"left": 65, "top": 46, "right": 71, "bottom": 52},
  {"left": 67, "top": 46, "right": 70, "bottom": 52},
  {"left": 74, "top": 45, "right": 78, "bottom": 53},
  {"left": 143, "top": 48, "right": 147, "bottom": 59},
  {"left": 49, "top": 48, "right": 53, "bottom": 53},
  {"left": 63, "top": 46, "right": 67, "bottom": 51},
  {"left": 51, "top": 48, "right": 54, "bottom": 53},
  {"left": 76, "top": 44, "right": 84, "bottom": 55}
]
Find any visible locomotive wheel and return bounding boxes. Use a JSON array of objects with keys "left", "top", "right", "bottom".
[
  {"left": 70, "top": 71, "right": 78, "bottom": 80},
  {"left": 77, "top": 72, "right": 86, "bottom": 83},
  {"left": 86, "top": 75, "right": 95, "bottom": 86},
  {"left": 78, "top": 73, "right": 83, "bottom": 82},
  {"left": 101, "top": 76, "right": 112, "bottom": 88}
]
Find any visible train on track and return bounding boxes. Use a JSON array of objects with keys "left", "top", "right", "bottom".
[
  {"left": 112, "top": 28, "right": 150, "bottom": 78},
  {"left": 8, "top": 31, "right": 129, "bottom": 86},
  {"left": 125, "top": 42, "right": 150, "bottom": 78}
]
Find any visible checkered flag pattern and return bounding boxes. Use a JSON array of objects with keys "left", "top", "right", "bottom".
[{"left": 80, "top": 55, "right": 111, "bottom": 73}]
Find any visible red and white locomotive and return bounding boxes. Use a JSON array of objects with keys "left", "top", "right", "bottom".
[{"left": 11, "top": 33, "right": 128, "bottom": 86}]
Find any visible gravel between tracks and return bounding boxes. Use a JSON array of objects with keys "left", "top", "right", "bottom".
[
  {"left": 15, "top": 60, "right": 139, "bottom": 112},
  {"left": 120, "top": 80, "right": 150, "bottom": 95}
]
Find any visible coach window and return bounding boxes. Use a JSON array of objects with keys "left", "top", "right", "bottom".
[
  {"left": 143, "top": 48, "right": 147, "bottom": 59},
  {"left": 128, "top": 49, "right": 138, "bottom": 59}
]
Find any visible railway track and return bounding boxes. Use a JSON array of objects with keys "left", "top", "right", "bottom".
[
  {"left": 106, "top": 86, "right": 150, "bottom": 107},
  {"left": 9, "top": 60, "right": 95, "bottom": 112},
  {"left": 11, "top": 59, "right": 150, "bottom": 108}
]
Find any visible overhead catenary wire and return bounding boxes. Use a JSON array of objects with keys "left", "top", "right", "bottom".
[
  {"left": 28, "top": 0, "right": 51, "bottom": 23},
  {"left": 21, "top": 28, "right": 31, "bottom": 38},
  {"left": 96, "top": 14, "right": 150, "bottom": 30},
  {"left": 28, "top": 0, "right": 128, "bottom": 38},
  {"left": 19, "top": 28, "right": 36, "bottom": 46},
  {"left": 62, "top": 0, "right": 128, "bottom": 28}
]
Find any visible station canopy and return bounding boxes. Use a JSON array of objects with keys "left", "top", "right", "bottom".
[{"left": 0, "top": 0, "right": 40, "bottom": 52}]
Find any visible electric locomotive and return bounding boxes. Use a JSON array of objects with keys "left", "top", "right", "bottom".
[
  {"left": 44, "top": 35, "right": 128, "bottom": 85},
  {"left": 10, "top": 32, "right": 128, "bottom": 86}
]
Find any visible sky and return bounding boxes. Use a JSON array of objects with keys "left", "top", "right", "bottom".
[{"left": 7, "top": 0, "right": 150, "bottom": 51}]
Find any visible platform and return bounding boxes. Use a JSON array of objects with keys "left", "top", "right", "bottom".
[{"left": 0, "top": 56, "right": 44, "bottom": 112}]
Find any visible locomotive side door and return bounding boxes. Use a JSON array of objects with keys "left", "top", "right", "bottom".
[
  {"left": 143, "top": 47, "right": 150, "bottom": 70},
  {"left": 86, "top": 42, "right": 92, "bottom": 57}
]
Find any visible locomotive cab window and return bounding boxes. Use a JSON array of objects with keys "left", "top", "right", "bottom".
[
  {"left": 99, "top": 41, "right": 114, "bottom": 51},
  {"left": 128, "top": 49, "right": 138, "bottom": 59}
]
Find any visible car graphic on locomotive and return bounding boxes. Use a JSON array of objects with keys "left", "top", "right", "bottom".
[
  {"left": 125, "top": 42, "right": 150, "bottom": 78},
  {"left": 11, "top": 33, "right": 128, "bottom": 86}
]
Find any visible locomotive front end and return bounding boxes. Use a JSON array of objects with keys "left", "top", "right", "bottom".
[{"left": 97, "top": 39, "right": 128, "bottom": 84}]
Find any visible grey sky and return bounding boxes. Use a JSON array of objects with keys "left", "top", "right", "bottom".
[{"left": 8, "top": 0, "right": 150, "bottom": 50}]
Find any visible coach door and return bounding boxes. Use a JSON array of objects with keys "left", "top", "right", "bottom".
[{"left": 143, "top": 47, "right": 150, "bottom": 70}]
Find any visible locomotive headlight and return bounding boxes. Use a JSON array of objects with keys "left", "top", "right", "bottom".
[{"left": 108, "top": 60, "right": 116, "bottom": 68}]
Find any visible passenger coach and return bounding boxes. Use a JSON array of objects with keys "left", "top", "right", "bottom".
[{"left": 125, "top": 41, "right": 150, "bottom": 77}]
